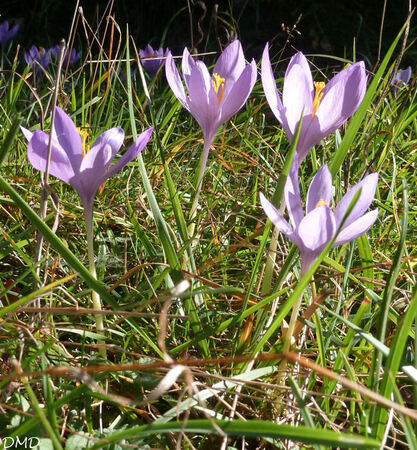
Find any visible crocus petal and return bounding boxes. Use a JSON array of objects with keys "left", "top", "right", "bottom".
[
  {"left": 392, "top": 67, "right": 412, "bottom": 96},
  {"left": 20, "top": 126, "right": 33, "bottom": 142},
  {"left": 140, "top": 44, "right": 154, "bottom": 58},
  {"left": 213, "top": 40, "right": 245, "bottom": 100},
  {"left": 104, "top": 126, "right": 153, "bottom": 180},
  {"left": 165, "top": 52, "right": 189, "bottom": 110},
  {"left": 53, "top": 107, "right": 83, "bottom": 170},
  {"left": 306, "top": 61, "right": 366, "bottom": 150},
  {"left": 140, "top": 44, "right": 166, "bottom": 76},
  {"left": 188, "top": 60, "right": 212, "bottom": 101},
  {"left": 260, "top": 192, "right": 301, "bottom": 247},
  {"left": 220, "top": 60, "right": 257, "bottom": 124},
  {"left": 187, "top": 60, "right": 220, "bottom": 142},
  {"left": 297, "top": 205, "right": 336, "bottom": 276},
  {"left": 182, "top": 47, "right": 196, "bottom": 91},
  {"left": 282, "top": 52, "right": 314, "bottom": 137},
  {"left": 213, "top": 40, "right": 245, "bottom": 81},
  {"left": 392, "top": 66, "right": 412, "bottom": 85},
  {"left": 306, "top": 164, "right": 332, "bottom": 214},
  {"left": 334, "top": 172, "right": 378, "bottom": 228},
  {"left": 333, "top": 209, "right": 378, "bottom": 246},
  {"left": 284, "top": 161, "right": 304, "bottom": 228},
  {"left": 79, "top": 128, "right": 123, "bottom": 179},
  {"left": 27, "top": 130, "right": 75, "bottom": 184},
  {"left": 261, "top": 44, "right": 289, "bottom": 135},
  {"left": 298, "top": 205, "right": 336, "bottom": 252}
]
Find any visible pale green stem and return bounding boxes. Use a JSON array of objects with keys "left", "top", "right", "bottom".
[
  {"left": 278, "top": 265, "right": 308, "bottom": 389},
  {"left": 83, "top": 201, "right": 106, "bottom": 359},
  {"left": 282, "top": 293, "right": 303, "bottom": 355},
  {"left": 283, "top": 264, "right": 308, "bottom": 355},
  {"left": 187, "top": 140, "right": 211, "bottom": 239}
]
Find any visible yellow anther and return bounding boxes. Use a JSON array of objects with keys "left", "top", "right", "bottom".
[
  {"left": 77, "top": 126, "right": 90, "bottom": 158},
  {"left": 212, "top": 72, "right": 225, "bottom": 104},
  {"left": 312, "top": 81, "right": 325, "bottom": 118},
  {"left": 315, "top": 199, "right": 328, "bottom": 208}
]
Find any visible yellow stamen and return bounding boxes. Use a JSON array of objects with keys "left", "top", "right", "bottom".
[
  {"left": 212, "top": 72, "right": 225, "bottom": 104},
  {"left": 315, "top": 199, "right": 328, "bottom": 208},
  {"left": 312, "top": 81, "right": 325, "bottom": 118},
  {"left": 77, "top": 126, "right": 90, "bottom": 158}
]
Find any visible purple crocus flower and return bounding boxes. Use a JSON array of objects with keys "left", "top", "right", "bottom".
[
  {"left": 261, "top": 44, "right": 367, "bottom": 165},
  {"left": 391, "top": 66, "right": 412, "bottom": 97},
  {"left": 139, "top": 44, "right": 169, "bottom": 77},
  {"left": 24, "top": 45, "right": 50, "bottom": 69},
  {"left": 50, "top": 44, "right": 81, "bottom": 67},
  {"left": 0, "top": 21, "right": 19, "bottom": 49},
  {"left": 165, "top": 40, "right": 257, "bottom": 186},
  {"left": 21, "top": 107, "right": 153, "bottom": 208},
  {"left": 22, "top": 109, "right": 152, "bottom": 352},
  {"left": 260, "top": 164, "right": 378, "bottom": 275}
]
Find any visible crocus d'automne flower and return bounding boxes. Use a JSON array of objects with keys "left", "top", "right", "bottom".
[
  {"left": 391, "top": 66, "right": 412, "bottom": 97},
  {"left": 24, "top": 45, "right": 50, "bottom": 70},
  {"left": 166, "top": 40, "right": 257, "bottom": 186},
  {"left": 50, "top": 44, "right": 81, "bottom": 68},
  {"left": 21, "top": 107, "right": 152, "bottom": 354},
  {"left": 139, "top": 44, "right": 169, "bottom": 77},
  {"left": 21, "top": 107, "right": 153, "bottom": 209},
  {"left": 260, "top": 164, "right": 378, "bottom": 275},
  {"left": 261, "top": 45, "right": 367, "bottom": 165},
  {"left": 0, "top": 21, "right": 19, "bottom": 49}
]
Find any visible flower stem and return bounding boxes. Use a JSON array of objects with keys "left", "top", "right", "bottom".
[
  {"left": 187, "top": 140, "right": 211, "bottom": 239},
  {"left": 277, "top": 266, "right": 308, "bottom": 391},
  {"left": 282, "top": 265, "right": 308, "bottom": 355},
  {"left": 282, "top": 293, "right": 303, "bottom": 355},
  {"left": 83, "top": 202, "right": 106, "bottom": 359}
]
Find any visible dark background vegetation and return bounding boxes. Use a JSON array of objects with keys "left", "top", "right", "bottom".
[{"left": 1, "top": 0, "right": 415, "bottom": 65}]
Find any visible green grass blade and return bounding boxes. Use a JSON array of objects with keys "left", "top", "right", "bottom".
[
  {"left": 90, "top": 419, "right": 380, "bottom": 449},
  {"left": 0, "top": 116, "right": 21, "bottom": 166},
  {"left": 372, "top": 282, "right": 417, "bottom": 440},
  {"left": 0, "top": 274, "right": 76, "bottom": 318},
  {"left": 329, "top": 18, "right": 410, "bottom": 176},
  {"left": 288, "top": 375, "right": 325, "bottom": 450},
  {"left": 125, "top": 30, "right": 181, "bottom": 278},
  {"left": 370, "top": 179, "right": 408, "bottom": 392}
]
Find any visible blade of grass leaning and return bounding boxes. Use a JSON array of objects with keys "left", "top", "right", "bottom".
[
  {"left": 89, "top": 419, "right": 380, "bottom": 449},
  {"left": 0, "top": 116, "right": 21, "bottom": 166},
  {"left": 329, "top": 17, "right": 411, "bottom": 176},
  {"left": 130, "top": 32, "right": 209, "bottom": 356},
  {"left": 125, "top": 31, "right": 181, "bottom": 279},
  {"left": 0, "top": 274, "right": 77, "bottom": 318}
]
